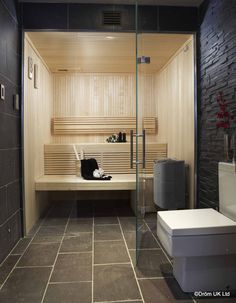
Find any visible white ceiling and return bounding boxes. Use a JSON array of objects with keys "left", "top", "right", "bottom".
[{"left": 19, "top": 0, "right": 203, "bottom": 7}]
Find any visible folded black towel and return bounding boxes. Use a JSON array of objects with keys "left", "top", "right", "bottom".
[{"left": 81, "top": 158, "right": 112, "bottom": 180}]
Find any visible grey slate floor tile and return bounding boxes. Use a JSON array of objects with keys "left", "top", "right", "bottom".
[
  {"left": 94, "top": 240, "right": 129, "bottom": 264},
  {"left": 94, "top": 264, "right": 141, "bottom": 302},
  {"left": 10, "top": 238, "right": 31, "bottom": 255},
  {"left": 43, "top": 282, "right": 92, "bottom": 303},
  {"left": 36, "top": 225, "right": 66, "bottom": 236},
  {"left": 51, "top": 253, "right": 92, "bottom": 282},
  {"left": 119, "top": 216, "right": 136, "bottom": 231},
  {"left": 60, "top": 233, "right": 92, "bottom": 253},
  {"left": 32, "top": 234, "right": 63, "bottom": 244},
  {"left": 94, "top": 224, "right": 122, "bottom": 241},
  {"left": 139, "top": 278, "right": 193, "bottom": 303},
  {"left": 94, "top": 216, "right": 118, "bottom": 225},
  {"left": 124, "top": 230, "right": 159, "bottom": 249},
  {"left": 41, "top": 217, "right": 68, "bottom": 226},
  {"left": 130, "top": 249, "right": 173, "bottom": 278},
  {"left": 66, "top": 219, "right": 93, "bottom": 234},
  {"left": 18, "top": 243, "right": 59, "bottom": 267},
  {"left": 0, "top": 255, "right": 20, "bottom": 286},
  {"left": 0, "top": 267, "right": 51, "bottom": 303}
]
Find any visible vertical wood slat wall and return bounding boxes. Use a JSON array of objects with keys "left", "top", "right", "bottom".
[
  {"left": 24, "top": 34, "right": 53, "bottom": 233},
  {"left": 156, "top": 37, "right": 195, "bottom": 207},
  {"left": 52, "top": 73, "right": 157, "bottom": 143}
]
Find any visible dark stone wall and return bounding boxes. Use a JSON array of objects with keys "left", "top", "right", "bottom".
[
  {"left": 21, "top": 3, "right": 198, "bottom": 32},
  {"left": 198, "top": 0, "right": 236, "bottom": 209},
  {"left": 0, "top": 0, "right": 22, "bottom": 264}
]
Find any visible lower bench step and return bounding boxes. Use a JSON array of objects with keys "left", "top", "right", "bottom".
[{"left": 35, "top": 174, "right": 137, "bottom": 191}]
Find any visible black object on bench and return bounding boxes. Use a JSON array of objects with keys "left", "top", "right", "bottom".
[{"left": 81, "top": 158, "right": 112, "bottom": 180}]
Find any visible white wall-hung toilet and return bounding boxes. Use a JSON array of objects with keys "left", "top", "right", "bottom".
[{"left": 157, "top": 162, "right": 236, "bottom": 292}]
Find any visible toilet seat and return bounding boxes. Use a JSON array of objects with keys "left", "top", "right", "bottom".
[
  {"left": 158, "top": 208, "right": 236, "bottom": 236},
  {"left": 157, "top": 208, "right": 236, "bottom": 258}
]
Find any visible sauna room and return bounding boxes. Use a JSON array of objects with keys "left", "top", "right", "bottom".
[{"left": 23, "top": 31, "right": 195, "bottom": 239}]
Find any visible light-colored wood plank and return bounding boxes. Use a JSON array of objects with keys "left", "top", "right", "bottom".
[
  {"left": 156, "top": 37, "right": 195, "bottom": 208},
  {"left": 35, "top": 174, "right": 136, "bottom": 191},
  {"left": 52, "top": 72, "right": 158, "bottom": 143},
  {"left": 24, "top": 34, "right": 53, "bottom": 233},
  {"left": 52, "top": 116, "right": 157, "bottom": 135},
  {"left": 27, "top": 32, "right": 191, "bottom": 73},
  {"left": 44, "top": 143, "right": 167, "bottom": 175}
]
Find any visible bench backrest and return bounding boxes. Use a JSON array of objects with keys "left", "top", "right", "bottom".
[
  {"left": 44, "top": 143, "right": 167, "bottom": 175},
  {"left": 52, "top": 116, "right": 157, "bottom": 135}
]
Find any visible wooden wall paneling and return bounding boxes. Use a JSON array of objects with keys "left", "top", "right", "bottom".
[
  {"left": 44, "top": 143, "right": 167, "bottom": 175},
  {"left": 51, "top": 116, "right": 156, "bottom": 135},
  {"left": 155, "top": 37, "right": 195, "bottom": 207},
  {"left": 52, "top": 72, "right": 157, "bottom": 143},
  {"left": 24, "top": 34, "right": 53, "bottom": 233}
]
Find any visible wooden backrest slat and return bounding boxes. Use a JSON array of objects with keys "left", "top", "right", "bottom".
[
  {"left": 52, "top": 116, "right": 157, "bottom": 135},
  {"left": 44, "top": 143, "right": 167, "bottom": 175}
]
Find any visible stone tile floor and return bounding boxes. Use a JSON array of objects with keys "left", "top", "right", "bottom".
[{"left": 0, "top": 200, "right": 235, "bottom": 303}]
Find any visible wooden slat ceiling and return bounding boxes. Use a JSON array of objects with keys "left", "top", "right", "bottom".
[{"left": 27, "top": 32, "right": 192, "bottom": 73}]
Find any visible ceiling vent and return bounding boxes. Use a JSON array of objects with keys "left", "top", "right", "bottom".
[{"left": 103, "top": 11, "right": 121, "bottom": 26}]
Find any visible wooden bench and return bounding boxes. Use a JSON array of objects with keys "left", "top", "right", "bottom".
[
  {"left": 35, "top": 143, "right": 167, "bottom": 191},
  {"left": 35, "top": 174, "right": 136, "bottom": 191}
]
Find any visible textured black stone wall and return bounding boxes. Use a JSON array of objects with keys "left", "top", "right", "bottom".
[
  {"left": 198, "top": 0, "right": 236, "bottom": 209},
  {"left": 0, "top": 0, "right": 22, "bottom": 264},
  {"left": 21, "top": 3, "right": 198, "bottom": 32}
]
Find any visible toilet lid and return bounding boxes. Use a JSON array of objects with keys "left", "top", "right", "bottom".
[{"left": 158, "top": 208, "right": 236, "bottom": 236}]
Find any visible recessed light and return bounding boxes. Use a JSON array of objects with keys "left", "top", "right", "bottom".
[{"left": 106, "top": 36, "right": 115, "bottom": 40}]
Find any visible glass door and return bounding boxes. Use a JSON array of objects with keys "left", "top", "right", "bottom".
[{"left": 135, "top": 3, "right": 151, "bottom": 262}]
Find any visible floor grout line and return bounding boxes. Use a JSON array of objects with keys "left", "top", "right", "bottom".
[
  {"left": 128, "top": 248, "right": 161, "bottom": 251},
  {"left": 65, "top": 231, "right": 93, "bottom": 234},
  {"left": 94, "top": 262, "right": 131, "bottom": 266},
  {"left": 0, "top": 207, "right": 53, "bottom": 291},
  {"left": 137, "top": 276, "right": 174, "bottom": 280},
  {"left": 144, "top": 221, "right": 172, "bottom": 265},
  {"left": 26, "top": 241, "right": 63, "bottom": 245},
  {"left": 16, "top": 265, "right": 53, "bottom": 269},
  {"left": 94, "top": 300, "right": 143, "bottom": 303},
  {"left": 63, "top": 232, "right": 93, "bottom": 236},
  {"left": 117, "top": 216, "right": 145, "bottom": 303},
  {"left": 49, "top": 280, "right": 92, "bottom": 284},
  {"left": 94, "top": 239, "right": 124, "bottom": 243},
  {"left": 58, "top": 251, "right": 93, "bottom": 254},
  {"left": 94, "top": 223, "right": 119, "bottom": 226},
  {"left": 31, "top": 241, "right": 62, "bottom": 244},
  {"left": 40, "top": 207, "right": 72, "bottom": 303}
]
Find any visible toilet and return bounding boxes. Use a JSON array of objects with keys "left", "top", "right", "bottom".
[{"left": 157, "top": 162, "right": 236, "bottom": 292}]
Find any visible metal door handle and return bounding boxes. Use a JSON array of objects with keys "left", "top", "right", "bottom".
[
  {"left": 130, "top": 129, "right": 146, "bottom": 169},
  {"left": 130, "top": 130, "right": 134, "bottom": 169},
  {"left": 142, "top": 129, "right": 146, "bottom": 169}
]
